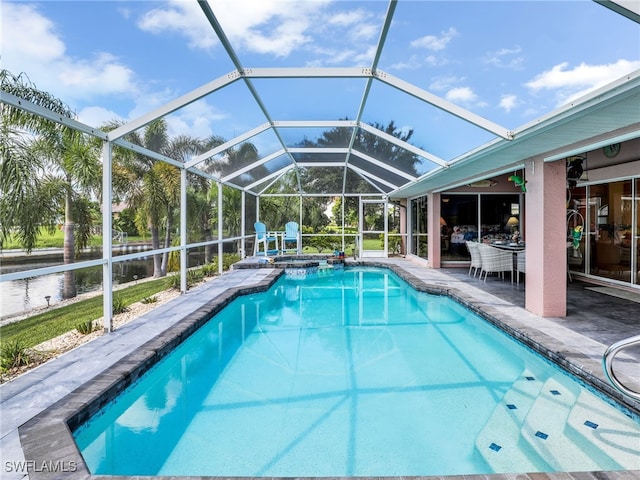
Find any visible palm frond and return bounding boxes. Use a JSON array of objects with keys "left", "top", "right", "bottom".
[
  {"left": 1, "top": 69, "right": 74, "bottom": 135},
  {"left": 62, "top": 130, "right": 101, "bottom": 192}
]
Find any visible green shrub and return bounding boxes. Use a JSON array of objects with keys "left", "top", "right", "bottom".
[
  {"left": 211, "top": 253, "right": 241, "bottom": 272},
  {"left": 187, "top": 268, "right": 204, "bottom": 285},
  {"left": 168, "top": 273, "right": 181, "bottom": 290},
  {"left": 76, "top": 320, "right": 95, "bottom": 335},
  {"left": 112, "top": 294, "right": 128, "bottom": 314},
  {"left": 169, "top": 268, "right": 204, "bottom": 290},
  {"left": 307, "top": 234, "right": 337, "bottom": 253},
  {"left": 200, "top": 263, "right": 217, "bottom": 277},
  {"left": 141, "top": 296, "right": 158, "bottom": 304},
  {"left": 1, "top": 340, "right": 30, "bottom": 370}
]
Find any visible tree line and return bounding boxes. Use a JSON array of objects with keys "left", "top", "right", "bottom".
[{"left": 1, "top": 68, "right": 421, "bottom": 298}]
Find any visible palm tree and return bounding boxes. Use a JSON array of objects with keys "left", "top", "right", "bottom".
[
  {"left": 105, "top": 119, "right": 175, "bottom": 277},
  {"left": 1, "top": 69, "right": 72, "bottom": 252},
  {"left": 1, "top": 69, "right": 101, "bottom": 298},
  {"left": 200, "top": 140, "right": 261, "bottom": 258},
  {"left": 36, "top": 128, "right": 101, "bottom": 297},
  {"left": 106, "top": 120, "right": 219, "bottom": 277}
]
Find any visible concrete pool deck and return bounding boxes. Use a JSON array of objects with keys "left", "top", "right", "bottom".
[{"left": 1, "top": 258, "right": 638, "bottom": 479}]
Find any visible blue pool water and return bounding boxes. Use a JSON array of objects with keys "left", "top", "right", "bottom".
[{"left": 74, "top": 267, "right": 640, "bottom": 476}]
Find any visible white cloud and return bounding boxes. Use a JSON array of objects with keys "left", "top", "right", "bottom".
[
  {"left": 353, "top": 45, "right": 377, "bottom": 65},
  {"left": 0, "top": 3, "right": 137, "bottom": 106},
  {"left": 351, "top": 22, "right": 379, "bottom": 42},
  {"left": 125, "top": 88, "right": 182, "bottom": 123},
  {"left": 1, "top": 3, "right": 65, "bottom": 62},
  {"left": 138, "top": 1, "right": 217, "bottom": 49},
  {"left": 391, "top": 27, "right": 457, "bottom": 71},
  {"left": 58, "top": 53, "right": 136, "bottom": 98},
  {"left": 388, "top": 55, "right": 423, "bottom": 71},
  {"left": 77, "top": 106, "right": 124, "bottom": 127},
  {"left": 429, "top": 76, "right": 465, "bottom": 92},
  {"left": 424, "top": 55, "right": 449, "bottom": 67},
  {"left": 389, "top": 53, "right": 449, "bottom": 71},
  {"left": 445, "top": 86, "right": 488, "bottom": 109},
  {"left": 484, "top": 46, "right": 524, "bottom": 70},
  {"left": 410, "top": 27, "right": 458, "bottom": 51},
  {"left": 525, "top": 59, "right": 640, "bottom": 105},
  {"left": 328, "top": 10, "right": 366, "bottom": 27},
  {"left": 138, "top": 0, "right": 377, "bottom": 67},
  {"left": 117, "top": 7, "right": 133, "bottom": 20},
  {"left": 165, "top": 101, "right": 229, "bottom": 139},
  {"left": 327, "top": 9, "right": 378, "bottom": 41},
  {"left": 446, "top": 86, "right": 476, "bottom": 103},
  {"left": 499, "top": 94, "right": 518, "bottom": 113},
  {"left": 138, "top": 0, "right": 330, "bottom": 57}
]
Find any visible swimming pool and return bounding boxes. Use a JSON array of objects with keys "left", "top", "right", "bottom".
[{"left": 73, "top": 267, "right": 640, "bottom": 476}]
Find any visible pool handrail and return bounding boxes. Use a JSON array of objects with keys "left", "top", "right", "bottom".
[{"left": 602, "top": 334, "right": 640, "bottom": 401}]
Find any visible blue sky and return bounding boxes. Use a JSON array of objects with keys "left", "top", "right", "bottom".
[{"left": 1, "top": 0, "right": 639, "bottom": 165}]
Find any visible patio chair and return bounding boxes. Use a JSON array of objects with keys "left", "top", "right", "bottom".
[
  {"left": 254, "top": 221, "right": 279, "bottom": 256},
  {"left": 466, "top": 241, "right": 482, "bottom": 277},
  {"left": 477, "top": 243, "right": 513, "bottom": 282},
  {"left": 515, "top": 250, "right": 526, "bottom": 285},
  {"left": 282, "top": 221, "right": 301, "bottom": 254}
]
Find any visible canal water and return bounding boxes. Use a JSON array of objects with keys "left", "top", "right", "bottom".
[
  {"left": 0, "top": 256, "right": 156, "bottom": 318},
  {"left": 1, "top": 243, "right": 234, "bottom": 318}
]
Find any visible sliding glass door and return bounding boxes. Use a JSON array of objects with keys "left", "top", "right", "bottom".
[
  {"left": 440, "top": 193, "right": 520, "bottom": 262},
  {"left": 570, "top": 179, "right": 638, "bottom": 285}
]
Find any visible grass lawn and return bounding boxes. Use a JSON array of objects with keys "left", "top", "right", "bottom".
[
  {"left": 0, "top": 278, "right": 171, "bottom": 349},
  {"left": 1, "top": 228, "right": 147, "bottom": 250}
]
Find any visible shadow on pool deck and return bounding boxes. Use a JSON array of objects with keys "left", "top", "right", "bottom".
[
  {"left": 439, "top": 265, "right": 640, "bottom": 365},
  {"left": 1, "top": 257, "right": 639, "bottom": 480}
]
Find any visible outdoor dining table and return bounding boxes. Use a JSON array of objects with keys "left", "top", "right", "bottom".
[
  {"left": 490, "top": 242, "right": 526, "bottom": 283},
  {"left": 490, "top": 241, "right": 525, "bottom": 251}
]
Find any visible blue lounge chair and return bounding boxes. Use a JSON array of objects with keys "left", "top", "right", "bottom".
[
  {"left": 254, "top": 222, "right": 279, "bottom": 256},
  {"left": 282, "top": 221, "right": 300, "bottom": 254}
]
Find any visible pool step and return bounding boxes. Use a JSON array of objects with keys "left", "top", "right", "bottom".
[
  {"left": 479, "top": 371, "right": 640, "bottom": 473},
  {"left": 475, "top": 370, "right": 549, "bottom": 473},
  {"left": 519, "top": 375, "right": 605, "bottom": 471},
  {"left": 563, "top": 390, "right": 639, "bottom": 470},
  {"left": 317, "top": 264, "right": 334, "bottom": 276}
]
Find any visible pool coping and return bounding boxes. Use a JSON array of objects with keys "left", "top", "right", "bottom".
[{"left": 13, "top": 260, "right": 640, "bottom": 480}]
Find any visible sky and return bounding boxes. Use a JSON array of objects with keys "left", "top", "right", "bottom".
[{"left": 1, "top": 0, "right": 639, "bottom": 169}]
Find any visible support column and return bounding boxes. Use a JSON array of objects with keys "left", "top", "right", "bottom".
[
  {"left": 180, "top": 168, "right": 187, "bottom": 294},
  {"left": 241, "top": 191, "right": 246, "bottom": 258},
  {"left": 406, "top": 198, "right": 413, "bottom": 256},
  {"left": 218, "top": 181, "right": 224, "bottom": 275},
  {"left": 428, "top": 193, "right": 441, "bottom": 268},
  {"left": 101, "top": 141, "right": 113, "bottom": 332},
  {"left": 399, "top": 199, "right": 407, "bottom": 255},
  {"left": 525, "top": 158, "right": 567, "bottom": 316}
]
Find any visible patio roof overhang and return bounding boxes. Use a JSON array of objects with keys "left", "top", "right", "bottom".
[{"left": 393, "top": 69, "right": 640, "bottom": 198}]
